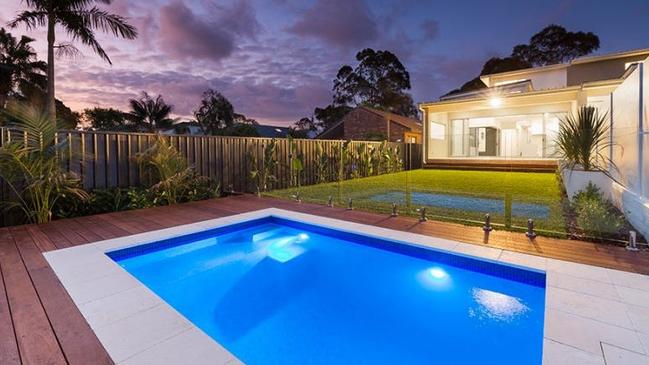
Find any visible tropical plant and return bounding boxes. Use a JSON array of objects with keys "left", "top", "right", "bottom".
[
  {"left": 333, "top": 140, "right": 351, "bottom": 181},
  {"left": 381, "top": 144, "right": 403, "bottom": 173},
  {"left": 287, "top": 135, "right": 303, "bottom": 187},
  {"left": 128, "top": 92, "right": 175, "bottom": 131},
  {"left": 555, "top": 106, "right": 613, "bottom": 172},
  {"left": 313, "top": 142, "right": 329, "bottom": 184},
  {"left": 248, "top": 139, "right": 277, "bottom": 195},
  {"left": 0, "top": 28, "right": 46, "bottom": 109},
  {"left": 354, "top": 143, "right": 373, "bottom": 177},
  {"left": 9, "top": 0, "right": 137, "bottom": 126},
  {"left": 0, "top": 106, "right": 87, "bottom": 223},
  {"left": 134, "top": 136, "right": 194, "bottom": 205}
]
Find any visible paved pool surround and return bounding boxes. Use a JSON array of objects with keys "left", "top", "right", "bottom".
[{"left": 44, "top": 208, "right": 649, "bottom": 364}]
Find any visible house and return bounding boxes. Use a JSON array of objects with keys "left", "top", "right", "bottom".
[
  {"left": 420, "top": 48, "right": 649, "bottom": 171},
  {"left": 253, "top": 125, "right": 291, "bottom": 138},
  {"left": 316, "top": 106, "right": 422, "bottom": 143},
  {"left": 160, "top": 122, "right": 291, "bottom": 137}
]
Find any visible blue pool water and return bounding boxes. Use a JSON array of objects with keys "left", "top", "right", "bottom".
[
  {"left": 109, "top": 217, "right": 546, "bottom": 364},
  {"left": 370, "top": 191, "right": 551, "bottom": 219}
]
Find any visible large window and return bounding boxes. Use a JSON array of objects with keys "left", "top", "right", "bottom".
[
  {"left": 429, "top": 122, "right": 446, "bottom": 140},
  {"left": 448, "top": 113, "right": 562, "bottom": 158}
]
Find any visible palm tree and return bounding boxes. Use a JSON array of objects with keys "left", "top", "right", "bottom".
[
  {"left": 0, "top": 28, "right": 46, "bottom": 109},
  {"left": 9, "top": 0, "right": 137, "bottom": 128},
  {"left": 128, "top": 92, "right": 175, "bottom": 131}
]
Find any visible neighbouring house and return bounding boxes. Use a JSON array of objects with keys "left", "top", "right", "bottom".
[
  {"left": 253, "top": 125, "right": 291, "bottom": 138},
  {"left": 316, "top": 106, "right": 422, "bottom": 143},
  {"left": 420, "top": 48, "right": 649, "bottom": 171},
  {"left": 161, "top": 122, "right": 291, "bottom": 137}
]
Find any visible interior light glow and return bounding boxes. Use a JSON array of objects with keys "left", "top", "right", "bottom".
[
  {"left": 489, "top": 97, "right": 502, "bottom": 108},
  {"left": 429, "top": 267, "right": 448, "bottom": 279},
  {"left": 298, "top": 233, "right": 309, "bottom": 241}
]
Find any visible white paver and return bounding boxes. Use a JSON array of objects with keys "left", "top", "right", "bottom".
[
  {"left": 541, "top": 339, "right": 605, "bottom": 365},
  {"left": 92, "top": 304, "right": 192, "bottom": 362},
  {"left": 602, "top": 343, "right": 649, "bottom": 365},
  {"left": 498, "top": 250, "right": 547, "bottom": 270},
  {"left": 547, "top": 271, "right": 620, "bottom": 300},
  {"left": 79, "top": 286, "right": 162, "bottom": 329},
  {"left": 544, "top": 309, "right": 644, "bottom": 355},
  {"left": 120, "top": 327, "right": 235, "bottom": 365},
  {"left": 546, "top": 287, "right": 633, "bottom": 329}
]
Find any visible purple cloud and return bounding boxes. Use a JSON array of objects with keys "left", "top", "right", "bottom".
[
  {"left": 158, "top": 1, "right": 233, "bottom": 60},
  {"left": 286, "top": 0, "right": 378, "bottom": 48},
  {"left": 421, "top": 19, "right": 439, "bottom": 41},
  {"left": 158, "top": 0, "right": 259, "bottom": 61}
]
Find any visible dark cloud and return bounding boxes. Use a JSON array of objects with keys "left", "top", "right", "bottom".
[
  {"left": 158, "top": 0, "right": 259, "bottom": 61},
  {"left": 286, "top": 0, "right": 378, "bottom": 48},
  {"left": 210, "top": 0, "right": 261, "bottom": 39},
  {"left": 421, "top": 20, "right": 439, "bottom": 41}
]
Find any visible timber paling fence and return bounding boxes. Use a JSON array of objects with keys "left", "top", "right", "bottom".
[{"left": 0, "top": 128, "right": 422, "bottom": 220}]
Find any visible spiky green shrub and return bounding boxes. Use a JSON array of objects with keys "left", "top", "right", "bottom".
[
  {"left": 134, "top": 136, "right": 195, "bottom": 205},
  {"left": 555, "top": 106, "right": 613, "bottom": 172},
  {"left": 0, "top": 107, "right": 87, "bottom": 223},
  {"left": 249, "top": 139, "right": 278, "bottom": 195}
]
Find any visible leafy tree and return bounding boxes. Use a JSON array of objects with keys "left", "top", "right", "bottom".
[
  {"left": 314, "top": 104, "right": 352, "bottom": 130},
  {"left": 128, "top": 92, "right": 174, "bottom": 131},
  {"left": 512, "top": 25, "right": 599, "bottom": 66},
  {"left": 295, "top": 117, "right": 316, "bottom": 132},
  {"left": 332, "top": 48, "right": 417, "bottom": 118},
  {"left": 10, "top": 0, "right": 137, "bottom": 127},
  {"left": 194, "top": 89, "right": 236, "bottom": 135},
  {"left": 445, "top": 25, "right": 599, "bottom": 96},
  {"left": 288, "top": 117, "right": 316, "bottom": 138},
  {"left": 0, "top": 28, "right": 46, "bottom": 109},
  {"left": 83, "top": 107, "right": 130, "bottom": 131}
]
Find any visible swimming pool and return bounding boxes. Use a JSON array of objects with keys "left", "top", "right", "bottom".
[{"left": 108, "top": 215, "right": 546, "bottom": 365}]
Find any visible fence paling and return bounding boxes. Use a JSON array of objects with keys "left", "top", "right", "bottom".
[{"left": 0, "top": 128, "right": 422, "bottom": 212}]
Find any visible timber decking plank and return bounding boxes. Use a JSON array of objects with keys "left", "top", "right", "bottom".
[
  {"left": 0, "top": 229, "right": 67, "bottom": 365},
  {"left": 0, "top": 229, "right": 21, "bottom": 365},
  {"left": 29, "top": 267, "right": 113, "bottom": 365},
  {"left": 10, "top": 226, "right": 113, "bottom": 365},
  {"left": 24, "top": 225, "right": 57, "bottom": 253}
]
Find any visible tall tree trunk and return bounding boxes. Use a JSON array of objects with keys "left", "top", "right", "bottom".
[{"left": 47, "top": 15, "right": 56, "bottom": 128}]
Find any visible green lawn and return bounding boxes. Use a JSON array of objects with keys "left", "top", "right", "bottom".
[{"left": 267, "top": 169, "right": 566, "bottom": 235}]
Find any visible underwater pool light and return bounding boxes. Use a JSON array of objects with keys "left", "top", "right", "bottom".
[{"left": 429, "top": 267, "right": 448, "bottom": 279}]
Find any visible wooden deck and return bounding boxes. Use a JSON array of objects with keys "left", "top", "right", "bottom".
[
  {"left": 1, "top": 194, "right": 648, "bottom": 364},
  {"left": 424, "top": 158, "right": 558, "bottom": 172}
]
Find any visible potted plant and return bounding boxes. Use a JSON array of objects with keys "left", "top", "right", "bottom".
[{"left": 555, "top": 105, "right": 615, "bottom": 201}]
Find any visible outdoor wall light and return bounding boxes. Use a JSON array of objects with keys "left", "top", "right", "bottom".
[{"left": 489, "top": 97, "right": 503, "bottom": 108}]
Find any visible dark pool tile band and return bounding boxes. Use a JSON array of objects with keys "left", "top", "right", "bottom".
[
  {"left": 274, "top": 217, "right": 546, "bottom": 288},
  {"left": 107, "top": 215, "right": 546, "bottom": 288}
]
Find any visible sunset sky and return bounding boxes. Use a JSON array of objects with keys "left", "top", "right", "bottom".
[{"left": 1, "top": 0, "right": 648, "bottom": 126}]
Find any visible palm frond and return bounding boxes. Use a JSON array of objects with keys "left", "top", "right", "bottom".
[{"left": 7, "top": 11, "right": 48, "bottom": 30}]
